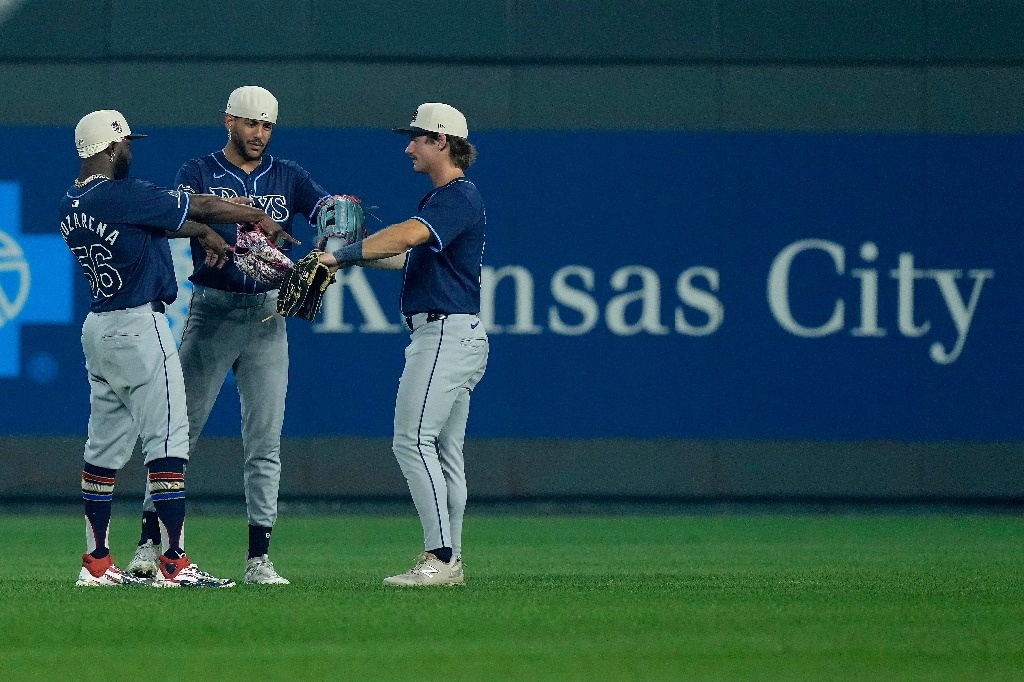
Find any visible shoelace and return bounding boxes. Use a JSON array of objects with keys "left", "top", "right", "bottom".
[
  {"left": 181, "top": 564, "right": 218, "bottom": 579},
  {"left": 251, "top": 562, "right": 279, "bottom": 576}
]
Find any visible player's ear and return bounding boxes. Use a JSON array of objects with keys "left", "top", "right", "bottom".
[{"left": 224, "top": 114, "right": 234, "bottom": 130}]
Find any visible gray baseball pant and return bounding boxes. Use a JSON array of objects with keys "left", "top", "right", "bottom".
[
  {"left": 82, "top": 305, "right": 189, "bottom": 469},
  {"left": 143, "top": 286, "right": 287, "bottom": 528},
  {"left": 393, "top": 313, "right": 488, "bottom": 558}
]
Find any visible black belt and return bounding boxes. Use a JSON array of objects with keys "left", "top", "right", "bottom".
[
  {"left": 150, "top": 301, "right": 166, "bottom": 313},
  {"left": 404, "top": 312, "right": 448, "bottom": 331}
]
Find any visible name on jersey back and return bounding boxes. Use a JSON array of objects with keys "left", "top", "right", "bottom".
[{"left": 60, "top": 211, "right": 119, "bottom": 245}]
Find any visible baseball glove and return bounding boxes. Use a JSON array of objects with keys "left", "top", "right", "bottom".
[
  {"left": 315, "top": 195, "right": 366, "bottom": 251},
  {"left": 234, "top": 223, "right": 294, "bottom": 286},
  {"left": 277, "top": 251, "right": 335, "bottom": 321}
]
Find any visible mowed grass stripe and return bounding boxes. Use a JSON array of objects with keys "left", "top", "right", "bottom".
[{"left": 1, "top": 514, "right": 1022, "bottom": 680}]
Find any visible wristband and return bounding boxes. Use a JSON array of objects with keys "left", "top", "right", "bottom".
[{"left": 331, "top": 241, "right": 364, "bottom": 265}]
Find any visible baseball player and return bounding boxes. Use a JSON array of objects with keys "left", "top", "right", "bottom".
[
  {"left": 63, "top": 109, "right": 290, "bottom": 587},
  {"left": 126, "top": 86, "right": 335, "bottom": 585},
  {"left": 320, "top": 103, "right": 488, "bottom": 586}
]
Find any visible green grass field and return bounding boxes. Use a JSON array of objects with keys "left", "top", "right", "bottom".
[{"left": 2, "top": 511, "right": 1023, "bottom": 680}]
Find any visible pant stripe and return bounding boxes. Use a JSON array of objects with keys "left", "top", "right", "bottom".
[
  {"left": 151, "top": 314, "right": 173, "bottom": 458},
  {"left": 415, "top": 319, "right": 447, "bottom": 548}
]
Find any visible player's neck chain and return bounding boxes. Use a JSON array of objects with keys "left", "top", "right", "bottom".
[{"left": 73, "top": 173, "right": 111, "bottom": 188}]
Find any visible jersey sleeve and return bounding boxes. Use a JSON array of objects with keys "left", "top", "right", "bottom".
[
  {"left": 175, "top": 159, "right": 202, "bottom": 194},
  {"left": 292, "top": 165, "right": 331, "bottom": 222},
  {"left": 115, "top": 179, "right": 191, "bottom": 233},
  {"left": 414, "top": 190, "right": 475, "bottom": 252}
]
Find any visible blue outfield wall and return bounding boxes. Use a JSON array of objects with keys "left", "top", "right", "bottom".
[{"left": 1, "top": 127, "right": 1020, "bottom": 441}]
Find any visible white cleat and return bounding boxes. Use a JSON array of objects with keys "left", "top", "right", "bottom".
[
  {"left": 245, "top": 555, "right": 290, "bottom": 585},
  {"left": 126, "top": 539, "right": 159, "bottom": 579},
  {"left": 383, "top": 552, "right": 464, "bottom": 587},
  {"left": 76, "top": 554, "right": 150, "bottom": 587},
  {"left": 152, "top": 554, "right": 235, "bottom": 588}
]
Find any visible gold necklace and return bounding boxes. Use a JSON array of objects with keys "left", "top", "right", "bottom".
[{"left": 73, "top": 173, "right": 110, "bottom": 188}]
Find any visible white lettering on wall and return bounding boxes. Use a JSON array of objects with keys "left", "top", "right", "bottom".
[
  {"left": 928, "top": 268, "right": 994, "bottom": 364},
  {"left": 768, "top": 239, "right": 994, "bottom": 364},
  {"left": 310, "top": 239, "right": 992, "bottom": 364},
  {"left": 606, "top": 266, "right": 670, "bottom": 336},
  {"left": 767, "top": 238, "right": 845, "bottom": 337},
  {"left": 314, "top": 267, "right": 401, "bottom": 333},
  {"left": 548, "top": 266, "right": 599, "bottom": 336},
  {"left": 675, "top": 266, "right": 724, "bottom": 336}
]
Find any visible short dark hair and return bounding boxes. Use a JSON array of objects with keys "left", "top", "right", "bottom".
[{"left": 445, "top": 135, "right": 477, "bottom": 170}]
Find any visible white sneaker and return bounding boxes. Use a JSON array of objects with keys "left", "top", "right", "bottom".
[
  {"left": 126, "top": 539, "right": 159, "bottom": 579},
  {"left": 383, "top": 552, "right": 465, "bottom": 587},
  {"left": 245, "top": 555, "right": 290, "bottom": 585},
  {"left": 152, "top": 554, "right": 235, "bottom": 588},
  {"left": 76, "top": 554, "right": 150, "bottom": 587}
]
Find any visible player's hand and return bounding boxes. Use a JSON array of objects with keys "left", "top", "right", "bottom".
[
  {"left": 197, "top": 224, "right": 231, "bottom": 269},
  {"left": 257, "top": 217, "right": 301, "bottom": 247},
  {"left": 318, "top": 252, "right": 340, "bottom": 272}
]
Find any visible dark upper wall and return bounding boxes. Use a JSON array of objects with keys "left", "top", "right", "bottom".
[{"left": 0, "top": 0, "right": 1021, "bottom": 132}]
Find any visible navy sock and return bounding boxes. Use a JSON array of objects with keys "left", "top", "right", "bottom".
[
  {"left": 248, "top": 525, "right": 272, "bottom": 559},
  {"left": 138, "top": 510, "right": 161, "bottom": 546},
  {"left": 163, "top": 547, "right": 186, "bottom": 560},
  {"left": 147, "top": 457, "right": 187, "bottom": 555},
  {"left": 428, "top": 547, "right": 453, "bottom": 563},
  {"left": 82, "top": 463, "right": 116, "bottom": 557}
]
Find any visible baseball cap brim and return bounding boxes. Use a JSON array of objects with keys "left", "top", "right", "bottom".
[{"left": 391, "top": 126, "right": 435, "bottom": 137}]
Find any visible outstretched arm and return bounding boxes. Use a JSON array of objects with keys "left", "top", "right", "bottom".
[
  {"left": 187, "top": 194, "right": 299, "bottom": 246},
  {"left": 169, "top": 220, "right": 231, "bottom": 269},
  {"left": 318, "top": 219, "right": 430, "bottom": 269}
]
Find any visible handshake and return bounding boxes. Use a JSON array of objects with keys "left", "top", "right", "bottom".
[{"left": 233, "top": 195, "right": 367, "bottom": 321}]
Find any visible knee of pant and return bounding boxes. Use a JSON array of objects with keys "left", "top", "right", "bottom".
[
  {"left": 392, "top": 431, "right": 423, "bottom": 453},
  {"left": 448, "top": 486, "right": 467, "bottom": 509}
]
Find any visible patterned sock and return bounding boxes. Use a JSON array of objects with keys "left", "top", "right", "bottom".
[
  {"left": 248, "top": 525, "right": 273, "bottom": 559},
  {"left": 82, "top": 463, "right": 116, "bottom": 559},
  {"left": 138, "top": 510, "right": 161, "bottom": 546},
  {"left": 147, "top": 457, "right": 187, "bottom": 557},
  {"left": 428, "top": 547, "right": 453, "bottom": 563}
]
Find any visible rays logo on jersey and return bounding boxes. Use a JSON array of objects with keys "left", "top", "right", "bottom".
[{"left": 207, "top": 187, "right": 289, "bottom": 222}]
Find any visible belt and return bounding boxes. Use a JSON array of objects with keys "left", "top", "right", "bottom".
[
  {"left": 150, "top": 301, "right": 166, "bottom": 313},
  {"left": 404, "top": 312, "right": 449, "bottom": 331},
  {"left": 194, "top": 285, "right": 273, "bottom": 309}
]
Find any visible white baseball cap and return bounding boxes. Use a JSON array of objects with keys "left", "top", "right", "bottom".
[
  {"left": 392, "top": 102, "right": 468, "bottom": 139},
  {"left": 225, "top": 85, "right": 279, "bottom": 124},
  {"left": 74, "top": 110, "right": 146, "bottom": 159}
]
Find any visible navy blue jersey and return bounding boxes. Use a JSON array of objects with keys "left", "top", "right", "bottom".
[
  {"left": 176, "top": 151, "right": 330, "bottom": 294},
  {"left": 59, "top": 177, "right": 190, "bottom": 313},
  {"left": 400, "top": 178, "right": 486, "bottom": 315}
]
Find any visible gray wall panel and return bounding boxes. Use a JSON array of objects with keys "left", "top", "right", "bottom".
[
  {"left": 722, "top": 66, "right": 926, "bottom": 131},
  {"left": 926, "top": 67, "right": 1024, "bottom": 133},
  {"left": 111, "top": 1, "right": 314, "bottom": 57},
  {"left": 513, "top": 1, "right": 720, "bottom": 59},
  {"left": 720, "top": 0, "right": 925, "bottom": 60},
  {"left": 301, "top": 62, "right": 514, "bottom": 129},
  {"left": 0, "top": 1, "right": 1022, "bottom": 132},
  {"left": 927, "top": 0, "right": 1024, "bottom": 60},
  {"left": 308, "top": 0, "right": 514, "bottom": 58},
  {"left": 4, "top": 438, "right": 1023, "bottom": 501},
  {"left": 0, "top": 65, "right": 112, "bottom": 123},
  {"left": 509, "top": 65, "right": 719, "bottom": 130},
  {"left": 0, "top": 1, "right": 106, "bottom": 58}
]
